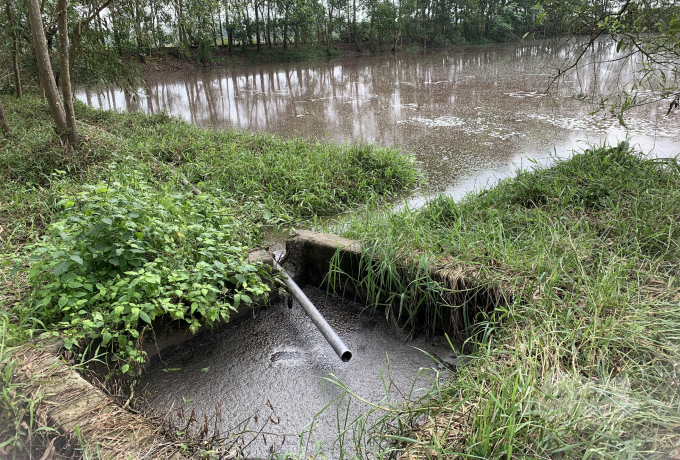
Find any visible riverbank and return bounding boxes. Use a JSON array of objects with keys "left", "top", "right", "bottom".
[
  {"left": 332, "top": 143, "right": 680, "bottom": 458},
  {"left": 0, "top": 94, "right": 418, "bottom": 457},
  {"left": 3, "top": 93, "right": 679, "bottom": 458},
  {"left": 132, "top": 41, "right": 480, "bottom": 76},
  {"left": 139, "top": 44, "right": 342, "bottom": 74}
]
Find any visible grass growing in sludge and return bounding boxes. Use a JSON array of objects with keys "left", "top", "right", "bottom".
[
  {"left": 322, "top": 143, "right": 680, "bottom": 459},
  {"left": 0, "top": 94, "right": 417, "bottom": 458}
]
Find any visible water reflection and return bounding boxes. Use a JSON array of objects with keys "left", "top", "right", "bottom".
[{"left": 78, "top": 40, "right": 680, "bottom": 199}]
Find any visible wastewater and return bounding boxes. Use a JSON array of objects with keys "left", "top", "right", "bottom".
[
  {"left": 79, "top": 40, "right": 680, "bottom": 457},
  {"left": 140, "top": 287, "right": 456, "bottom": 458}
]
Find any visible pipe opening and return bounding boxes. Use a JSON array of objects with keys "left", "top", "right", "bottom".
[{"left": 341, "top": 351, "right": 352, "bottom": 362}]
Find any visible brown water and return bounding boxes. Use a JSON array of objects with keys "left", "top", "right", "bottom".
[
  {"left": 78, "top": 40, "right": 680, "bottom": 203},
  {"left": 140, "top": 287, "right": 456, "bottom": 458}
]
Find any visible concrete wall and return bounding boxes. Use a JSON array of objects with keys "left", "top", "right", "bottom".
[{"left": 283, "top": 229, "right": 362, "bottom": 295}]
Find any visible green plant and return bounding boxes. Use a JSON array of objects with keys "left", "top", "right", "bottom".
[
  {"left": 19, "top": 178, "right": 273, "bottom": 374},
  {"left": 323, "top": 143, "right": 680, "bottom": 458}
]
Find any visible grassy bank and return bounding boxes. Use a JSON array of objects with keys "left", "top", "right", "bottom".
[
  {"left": 333, "top": 144, "right": 680, "bottom": 458},
  {"left": 0, "top": 94, "right": 417, "bottom": 457}
]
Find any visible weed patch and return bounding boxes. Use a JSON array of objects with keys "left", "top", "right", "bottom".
[
  {"left": 333, "top": 143, "right": 680, "bottom": 458},
  {"left": 0, "top": 94, "right": 417, "bottom": 376},
  {"left": 0, "top": 92, "right": 417, "bottom": 456}
]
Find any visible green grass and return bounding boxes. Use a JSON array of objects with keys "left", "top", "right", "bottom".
[
  {"left": 0, "top": 95, "right": 417, "bottom": 247},
  {"left": 327, "top": 143, "right": 680, "bottom": 458},
  {"left": 0, "top": 93, "right": 417, "bottom": 345},
  {"left": 74, "top": 107, "right": 417, "bottom": 219},
  {"left": 0, "top": 93, "right": 417, "bottom": 457}
]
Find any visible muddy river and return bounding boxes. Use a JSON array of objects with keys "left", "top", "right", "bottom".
[{"left": 78, "top": 40, "right": 680, "bottom": 202}]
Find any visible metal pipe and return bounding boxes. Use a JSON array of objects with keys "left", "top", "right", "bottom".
[{"left": 273, "top": 260, "right": 352, "bottom": 362}]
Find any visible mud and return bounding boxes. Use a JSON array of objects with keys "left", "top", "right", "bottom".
[{"left": 140, "top": 287, "right": 457, "bottom": 458}]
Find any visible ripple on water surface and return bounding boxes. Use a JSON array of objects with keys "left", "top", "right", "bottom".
[{"left": 140, "top": 287, "right": 456, "bottom": 458}]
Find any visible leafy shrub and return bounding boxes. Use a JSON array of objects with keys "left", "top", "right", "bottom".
[
  {"left": 432, "top": 34, "right": 450, "bottom": 48},
  {"left": 19, "top": 178, "right": 272, "bottom": 374}
]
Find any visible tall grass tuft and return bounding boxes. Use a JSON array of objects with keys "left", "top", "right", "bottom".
[{"left": 331, "top": 143, "right": 680, "bottom": 458}]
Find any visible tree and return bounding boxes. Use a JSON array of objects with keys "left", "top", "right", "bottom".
[
  {"left": 5, "top": 1, "right": 22, "bottom": 98},
  {"left": 0, "top": 97, "right": 9, "bottom": 135},
  {"left": 26, "top": 0, "right": 69, "bottom": 137},
  {"left": 58, "top": 0, "right": 79, "bottom": 143}
]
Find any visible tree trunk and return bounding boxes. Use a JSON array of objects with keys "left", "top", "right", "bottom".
[
  {"left": 212, "top": 14, "right": 218, "bottom": 46},
  {"left": 0, "top": 97, "right": 9, "bottom": 135},
  {"left": 27, "top": 0, "right": 68, "bottom": 135},
  {"left": 218, "top": 9, "right": 225, "bottom": 46},
  {"left": 5, "top": 1, "right": 22, "bottom": 98},
  {"left": 57, "top": 0, "right": 78, "bottom": 143},
  {"left": 226, "top": 7, "right": 232, "bottom": 53},
  {"left": 272, "top": 18, "right": 277, "bottom": 45},
  {"left": 352, "top": 0, "right": 356, "bottom": 44},
  {"left": 283, "top": 6, "right": 288, "bottom": 50},
  {"left": 254, "top": 0, "right": 260, "bottom": 52},
  {"left": 266, "top": 4, "right": 271, "bottom": 48},
  {"left": 327, "top": 7, "right": 333, "bottom": 51},
  {"left": 294, "top": 23, "right": 299, "bottom": 49},
  {"left": 132, "top": 4, "right": 144, "bottom": 53}
]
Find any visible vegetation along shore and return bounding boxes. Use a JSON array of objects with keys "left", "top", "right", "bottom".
[
  {"left": 0, "top": 95, "right": 417, "bottom": 457},
  {"left": 333, "top": 143, "right": 680, "bottom": 458},
  {"left": 1, "top": 0, "right": 680, "bottom": 457}
]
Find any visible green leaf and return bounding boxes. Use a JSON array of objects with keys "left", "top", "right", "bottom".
[
  {"left": 63, "top": 338, "right": 75, "bottom": 350},
  {"left": 102, "top": 217, "right": 113, "bottom": 225},
  {"left": 102, "top": 332, "right": 113, "bottom": 345},
  {"left": 121, "top": 364, "right": 130, "bottom": 374},
  {"left": 617, "top": 113, "right": 626, "bottom": 128},
  {"left": 53, "top": 261, "right": 72, "bottom": 276},
  {"left": 39, "top": 295, "right": 53, "bottom": 306},
  {"left": 535, "top": 11, "right": 546, "bottom": 25},
  {"left": 70, "top": 255, "right": 84, "bottom": 265},
  {"left": 139, "top": 311, "right": 151, "bottom": 324}
]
